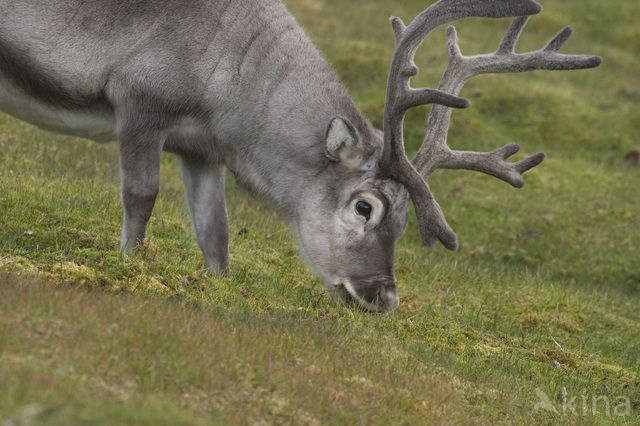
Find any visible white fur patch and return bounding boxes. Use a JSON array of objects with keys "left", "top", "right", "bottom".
[{"left": 0, "top": 78, "right": 116, "bottom": 142}]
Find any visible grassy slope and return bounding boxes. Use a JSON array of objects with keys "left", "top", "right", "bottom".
[{"left": 1, "top": 0, "right": 638, "bottom": 423}]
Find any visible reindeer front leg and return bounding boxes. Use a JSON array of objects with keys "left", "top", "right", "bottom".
[
  {"left": 181, "top": 157, "right": 229, "bottom": 275},
  {"left": 117, "top": 122, "right": 164, "bottom": 251}
]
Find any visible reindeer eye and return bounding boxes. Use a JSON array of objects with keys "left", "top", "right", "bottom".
[{"left": 355, "top": 201, "right": 372, "bottom": 220}]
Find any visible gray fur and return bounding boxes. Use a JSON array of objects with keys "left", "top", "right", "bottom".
[
  {"left": 0, "top": 0, "right": 600, "bottom": 312},
  {"left": 181, "top": 157, "right": 229, "bottom": 273}
]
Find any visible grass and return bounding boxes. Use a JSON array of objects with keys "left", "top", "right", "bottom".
[
  {"left": 1, "top": 0, "right": 639, "bottom": 423},
  {"left": 1, "top": 277, "right": 469, "bottom": 424}
]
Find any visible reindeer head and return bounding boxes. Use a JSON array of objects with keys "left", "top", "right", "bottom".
[
  {"left": 295, "top": 118, "right": 409, "bottom": 311},
  {"left": 297, "top": 0, "right": 601, "bottom": 312}
]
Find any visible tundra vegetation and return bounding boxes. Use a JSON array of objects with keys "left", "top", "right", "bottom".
[{"left": 0, "top": 0, "right": 638, "bottom": 424}]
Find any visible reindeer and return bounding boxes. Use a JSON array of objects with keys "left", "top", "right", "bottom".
[{"left": 0, "top": 0, "right": 600, "bottom": 311}]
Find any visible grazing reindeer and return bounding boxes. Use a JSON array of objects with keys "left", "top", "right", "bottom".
[{"left": 0, "top": 0, "right": 600, "bottom": 311}]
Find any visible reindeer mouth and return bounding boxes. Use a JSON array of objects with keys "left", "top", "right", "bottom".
[
  {"left": 328, "top": 284, "right": 356, "bottom": 305},
  {"left": 328, "top": 282, "right": 399, "bottom": 313}
]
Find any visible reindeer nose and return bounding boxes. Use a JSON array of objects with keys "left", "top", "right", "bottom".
[
  {"left": 354, "top": 282, "right": 399, "bottom": 312},
  {"left": 378, "top": 283, "right": 399, "bottom": 312}
]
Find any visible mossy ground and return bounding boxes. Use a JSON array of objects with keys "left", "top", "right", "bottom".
[{"left": 1, "top": 0, "right": 638, "bottom": 424}]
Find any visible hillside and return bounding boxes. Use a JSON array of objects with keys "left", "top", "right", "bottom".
[{"left": 1, "top": 0, "right": 638, "bottom": 423}]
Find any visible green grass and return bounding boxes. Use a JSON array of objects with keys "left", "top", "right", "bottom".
[{"left": 1, "top": 0, "right": 639, "bottom": 423}]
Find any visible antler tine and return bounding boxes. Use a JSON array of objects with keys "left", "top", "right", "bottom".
[
  {"left": 412, "top": 16, "right": 603, "bottom": 187},
  {"left": 380, "top": 0, "right": 543, "bottom": 249},
  {"left": 497, "top": 16, "right": 529, "bottom": 54},
  {"left": 544, "top": 26, "right": 574, "bottom": 52}
]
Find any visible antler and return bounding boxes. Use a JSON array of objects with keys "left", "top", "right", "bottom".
[
  {"left": 412, "top": 17, "right": 602, "bottom": 185},
  {"left": 380, "top": 0, "right": 602, "bottom": 250},
  {"left": 380, "top": 0, "right": 543, "bottom": 250}
]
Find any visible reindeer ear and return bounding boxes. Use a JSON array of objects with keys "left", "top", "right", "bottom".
[{"left": 325, "top": 117, "right": 363, "bottom": 169}]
